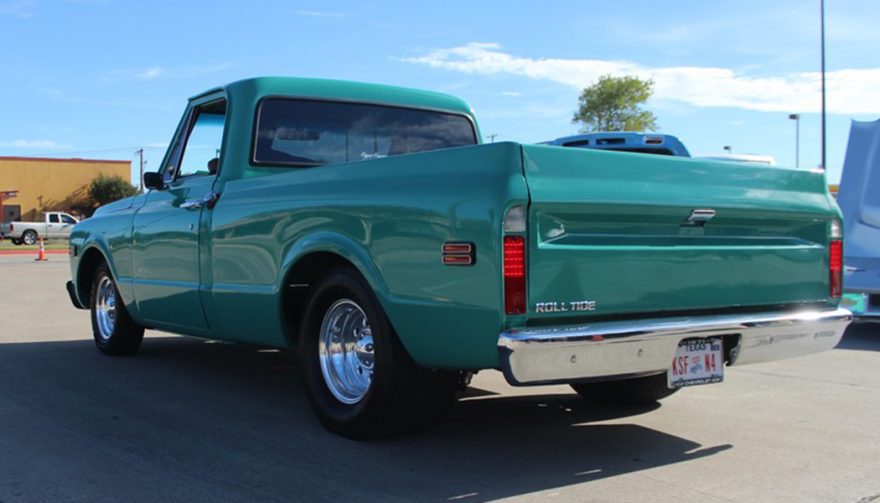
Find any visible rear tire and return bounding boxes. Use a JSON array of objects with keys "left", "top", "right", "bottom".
[
  {"left": 11, "top": 238, "right": 22, "bottom": 245},
  {"left": 90, "top": 262, "right": 144, "bottom": 355},
  {"left": 571, "top": 373, "right": 679, "bottom": 406},
  {"left": 299, "top": 267, "right": 459, "bottom": 439},
  {"left": 22, "top": 230, "right": 37, "bottom": 246}
]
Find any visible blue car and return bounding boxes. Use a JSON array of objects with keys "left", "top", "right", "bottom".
[
  {"left": 541, "top": 132, "right": 691, "bottom": 157},
  {"left": 838, "top": 119, "right": 880, "bottom": 319}
]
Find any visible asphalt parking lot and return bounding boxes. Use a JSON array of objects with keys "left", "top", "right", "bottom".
[{"left": 0, "top": 255, "right": 878, "bottom": 503}]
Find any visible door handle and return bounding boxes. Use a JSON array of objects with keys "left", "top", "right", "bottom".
[
  {"left": 180, "top": 191, "right": 221, "bottom": 211},
  {"left": 180, "top": 200, "right": 203, "bottom": 210}
]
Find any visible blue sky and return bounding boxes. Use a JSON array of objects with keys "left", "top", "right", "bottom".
[{"left": 1, "top": 0, "right": 878, "bottom": 184}]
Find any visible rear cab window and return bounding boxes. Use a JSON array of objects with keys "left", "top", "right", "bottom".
[{"left": 252, "top": 98, "right": 477, "bottom": 167}]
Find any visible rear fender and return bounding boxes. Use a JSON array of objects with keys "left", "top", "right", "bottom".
[
  {"left": 279, "top": 232, "right": 393, "bottom": 346},
  {"left": 280, "top": 231, "right": 391, "bottom": 301}
]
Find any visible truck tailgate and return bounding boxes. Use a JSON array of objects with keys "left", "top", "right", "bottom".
[{"left": 522, "top": 145, "right": 836, "bottom": 319}]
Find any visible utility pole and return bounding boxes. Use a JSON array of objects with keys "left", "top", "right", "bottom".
[
  {"left": 789, "top": 114, "right": 800, "bottom": 168},
  {"left": 820, "top": 0, "right": 827, "bottom": 171},
  {"left": 487, "top": 134, "right": 498, "bottom": 143},
  {"left": 136, "top": 148, "right": 144, "bottom": 192},
  {"left": 723, "top": 145, "right": 732, "bottom": 154}
]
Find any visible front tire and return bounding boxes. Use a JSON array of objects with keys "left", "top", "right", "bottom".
[
  {"left": 90, "top": 262, "right": 144, "bottom": 355},
  {"left": 299, "top": 267, "right": 459, "bottom": 439},
  {"left": 571, "top": 373, "right": 679, "bottom": 406}
]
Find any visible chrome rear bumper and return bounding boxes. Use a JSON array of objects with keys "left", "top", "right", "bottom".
[{"left": 498, "top": 308, "right": 852, "bottom": 386}]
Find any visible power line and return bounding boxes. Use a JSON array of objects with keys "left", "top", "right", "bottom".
[{"left": 5, "top": 146, "right": 166, "bottom": 158}]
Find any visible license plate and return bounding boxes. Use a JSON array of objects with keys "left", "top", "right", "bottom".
[{"left": 668, "top": 338, "right": 724, "bottom": 389}]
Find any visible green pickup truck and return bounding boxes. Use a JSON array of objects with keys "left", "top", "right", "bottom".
[{"left": 66, "top": 77, "right": 851, "bottom": 439}]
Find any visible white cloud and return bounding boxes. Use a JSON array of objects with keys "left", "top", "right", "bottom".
[
  {"left": 500, "top": 91, "right": 522, "bottom": 97},
  {"left": 0, "top": 139, "right": 72, "bottom": 149},
  {"left": 294, "top": 10, "right": 345, "bottom": 18},
  {"left": 104, "top": 62, "right": 232, "bottom": 82},
  {"left": 0, "top": 0, "right": 35, "bottom": 17},
  {"left": 135, "top": 66, "right": 164, "bottom": 80},
  {"left": 400, "top": 43, "right": 880, "bottom": 114}
]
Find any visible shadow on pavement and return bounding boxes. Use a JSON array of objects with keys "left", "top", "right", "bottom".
[
  {"left": 838, "top": 322, "right": 880, "bottom": 352},
  {"left": 0, "top": 336, "right": 732, "bottom": 502}
]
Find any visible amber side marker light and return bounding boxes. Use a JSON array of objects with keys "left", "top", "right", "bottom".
[{"left": 442, "top": 241, "right": 475, "bottom": 266}]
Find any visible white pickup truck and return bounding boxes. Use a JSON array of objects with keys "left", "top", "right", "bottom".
[{"left": 1, "top": 212, "right": 79, "bottom": 245}]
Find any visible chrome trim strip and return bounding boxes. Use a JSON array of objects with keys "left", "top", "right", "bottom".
[{"left": 498, "top": 308, "right": 852, "bottom": 386}]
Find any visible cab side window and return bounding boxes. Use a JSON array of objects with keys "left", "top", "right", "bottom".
[
  {"left": 61, "top": 214, "right": 76, "bottom": 224},
  {"left": 172, "top": 100, "right": 226, "bottom": 179},
  {"left": 48, "top": 214, "right": 59, "bottom": 223}
]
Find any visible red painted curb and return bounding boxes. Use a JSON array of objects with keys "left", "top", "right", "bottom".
[{"left": 0, "top": 249, "right": 68, "bottom": 256}]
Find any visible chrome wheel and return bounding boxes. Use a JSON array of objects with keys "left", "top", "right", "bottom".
[
  {"left": 318, "top": 299, "right": 375, "bottom": 404},
  {"left": 95, "top": 275, "right": 117, "bottom": 341}
]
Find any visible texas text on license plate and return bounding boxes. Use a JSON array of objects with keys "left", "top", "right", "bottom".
[{"left": 667, "top": 338, "right": 723, "bottom": 389}]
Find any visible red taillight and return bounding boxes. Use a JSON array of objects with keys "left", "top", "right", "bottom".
[
  {"left": 830, "top": 240, "right": 842, "bottom": 298},
  {"left": 504, "top": 235, "right": 526, "bottom": 314}
]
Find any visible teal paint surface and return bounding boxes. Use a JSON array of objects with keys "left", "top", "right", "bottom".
[
  {"left": 69, "top": 77, "right": 843, "bottom": 371},
  {"left": 521, "top": 145, "right": 841, "bottom": 320}
]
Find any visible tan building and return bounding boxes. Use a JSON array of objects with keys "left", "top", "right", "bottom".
[{"left": 0, "top": 156, "right": 132, "bottom": 222}]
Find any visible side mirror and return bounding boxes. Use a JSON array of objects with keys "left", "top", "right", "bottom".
[{"left": 143, "top": 172, "right": 165, "bottom": 191}]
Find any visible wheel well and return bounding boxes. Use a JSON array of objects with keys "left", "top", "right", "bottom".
[
  {"left": 76, "top": 247, "right": 107, "bottom": 308},
  {"left": 281, "top": 252, "right": 361, "bottom": 345}
]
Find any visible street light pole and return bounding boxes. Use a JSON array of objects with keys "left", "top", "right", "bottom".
[
  {"left": 820, "top": 0, "right": 827, "bottom": 171},
  {"left": 136, "top": 148, "right": 144, "bottom": 193},
  {"left": 723, "top": 145, "right": 732, "bottom": 154},
  {"left": 789, "top": 113, "right": 800, "bottom": 168}
]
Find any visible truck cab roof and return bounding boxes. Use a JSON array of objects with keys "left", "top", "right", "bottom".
[{"left": 191, "top": 77, "right": 476, "bottom": 119}]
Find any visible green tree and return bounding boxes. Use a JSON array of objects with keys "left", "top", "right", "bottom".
[
  {"left": 572, "top": 75, "right": 658, "bottom": 132},
  {"left": 88, "top": 174, "right": 137, "bottom": 206}
]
